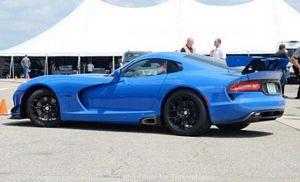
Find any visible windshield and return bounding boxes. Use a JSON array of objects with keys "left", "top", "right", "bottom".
[{"left": 123, "top": 52, "right": 148, "bottom": 64}]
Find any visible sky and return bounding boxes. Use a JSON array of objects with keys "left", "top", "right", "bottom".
[{"left": 0, "top": 0, "right": 300, "bottom": 50}]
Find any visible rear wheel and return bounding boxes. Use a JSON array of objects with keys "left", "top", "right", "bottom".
[
  {"left": 216, "top": 123, "right": 249, "bottom": 131},
  {"left": 26, "top": 89, "right": 60, "bottom": 127},
  {"left": 163, "top": 90, "right": 211, "bottom": 136}
]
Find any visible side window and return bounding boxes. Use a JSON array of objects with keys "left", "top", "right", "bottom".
[
  {"left": 167, "top": 61, "right": 183, "bottom": 73},
  {"left": 122, "top": 59, "right": 167, "bottom": 77}
]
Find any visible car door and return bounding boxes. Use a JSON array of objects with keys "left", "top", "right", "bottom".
[{"left": 92, "top": 59, "right": 167, "bottom": 112}]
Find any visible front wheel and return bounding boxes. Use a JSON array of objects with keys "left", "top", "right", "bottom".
[
  {"left": 216, "top": 123, "right": 249, "bottom": 131},
  {"left": 27, "top": 89, "right": 60, "bottom": 127},
  {"left": 163, "top": 90, "right": 211, "bottom": 136}
]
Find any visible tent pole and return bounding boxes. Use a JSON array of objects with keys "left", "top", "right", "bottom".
[
  {"left": 78, "top": 55, "right": 81, "bottom": 74},
  {"left": 112, "top": 56, "right": 115, "bottom": 72},
  {"left": 45, "top": 56, "right": 48, "bottom": 75},
  {"left": 10, "top": 56, "right": 13, "bottom": 79},
  {"left": 12, "top": 56, "right": 15, "bottom": 79}
]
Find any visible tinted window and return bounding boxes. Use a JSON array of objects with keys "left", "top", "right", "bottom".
[
  {"left": 122, "top": 59, "right": 167, "bottom": 77},
  {"left": 167, "top": 61, "right": 183, "bottom": 73}
]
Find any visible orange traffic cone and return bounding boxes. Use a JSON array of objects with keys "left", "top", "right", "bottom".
[
  {"left": 14, "top": 75, "right": 18, "bottom": 80},
  {"left": 0, "top": 99, "right": 9, "bottom": 115}
]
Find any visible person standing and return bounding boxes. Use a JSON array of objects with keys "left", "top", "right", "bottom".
[
  {"left": 87, "top": 61, "right": 95, "bottom": 73},
  {"left": 50, "top": 61, "right": 56, "bottom": 75},
  {"left": 180, "top": 37, "right": 196, "bottom": 53},
  {"left": 274, "top": 44, "right": 288, "bottom": 58},
  {"left": 290, "top": 48, "right": 300, "bottom": 99},
  {"left": 210, "top": 38, "right": 226, "bottom": 60},
  {"left": 21, "top": 55, "right": 31, "bottom": 78},
  {"left": 274, "top": 44, "right": 289, "bottom": 97}
]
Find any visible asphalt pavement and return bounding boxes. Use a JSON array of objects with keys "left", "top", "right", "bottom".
[{"left": 0, "top": 79, "right": 299, "bottom": 182}]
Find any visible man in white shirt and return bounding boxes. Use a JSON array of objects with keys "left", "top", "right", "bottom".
[
  {"left": 210, "top": 38, "right": 226, "bottom": 60},
  {"left": 87, "top": 61, "right": 95, "bottom": 73}
]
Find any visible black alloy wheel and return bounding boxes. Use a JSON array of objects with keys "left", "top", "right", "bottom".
[
  {"left": 163, "top": 90, "right": 211, "bottom": 136},
  {"left": 27, "top": 89, "right": 60, "bottom": 127}
]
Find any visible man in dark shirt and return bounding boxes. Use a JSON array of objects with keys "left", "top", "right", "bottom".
[
  {"left": 290, "top": 47, "right": 300, "bottom": 99},
  {"left": 180, "top": 37, "right": 196, "bottom": 53},
  {"left": 275, "top": 44, "right": 288, "bottom": 58},
  {"left": 274, "top": 44, "right": 289, "bottom": 97}
]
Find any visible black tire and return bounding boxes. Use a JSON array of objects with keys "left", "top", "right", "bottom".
[
  {"left": 216, "top": 123, "right": 249, "bottom": 131},
  {"left": 163, "top": 90, "right": 211, "bottom": 136},
  {"left": 26, "top": 89, "right": 60, "bottom": 127}
]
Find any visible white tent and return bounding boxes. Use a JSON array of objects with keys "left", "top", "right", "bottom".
[
  {"left": 0, "top": 0, "right": 300, "bottom": 56},
  {"left": 0, "top": 0, "right": 180, "bottom": 57}
]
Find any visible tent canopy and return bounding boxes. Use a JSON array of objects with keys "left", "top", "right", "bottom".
[{"left": 1, "top": 0, "right": 300, "bottom": 57}]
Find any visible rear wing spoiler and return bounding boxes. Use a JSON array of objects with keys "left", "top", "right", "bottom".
[{"left": 226, "top": 56, "right": 289, "bottom": 72}]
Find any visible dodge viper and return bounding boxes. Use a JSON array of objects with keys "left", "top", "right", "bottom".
[{"left": 10, "top": 52, "right": 285, "bottom": 136}]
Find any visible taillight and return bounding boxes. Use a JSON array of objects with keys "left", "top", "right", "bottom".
[{"left": 229, "top": 81, "right": 261, "bottom": 92}]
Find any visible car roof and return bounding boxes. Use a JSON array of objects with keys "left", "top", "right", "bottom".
[
  {"left": 127, "top": 52, "right": 237, "bottom": 73},
  {"left": 142, "top": 52, "right": 187, "bottom": 59},
  {"left": 136, "top": 52, "right": 219, "bottom": 65},
  {"left": 135, "top": 52, "right": 191, "bottom": 63}
]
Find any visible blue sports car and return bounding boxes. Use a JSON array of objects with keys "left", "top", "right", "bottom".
[{"left": 11, "top": 52, "right": 285, "bottom": 136}]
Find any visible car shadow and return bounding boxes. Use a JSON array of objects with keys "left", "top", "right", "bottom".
[
  {"left": 3, "top": 120, "right": 170, "bottom": 135},
  {"left": 3, "top": 120, "right": 273, "bottom": 138},
  {"left": 203, "top": 128, "right": 273, "bottom": 138}
]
